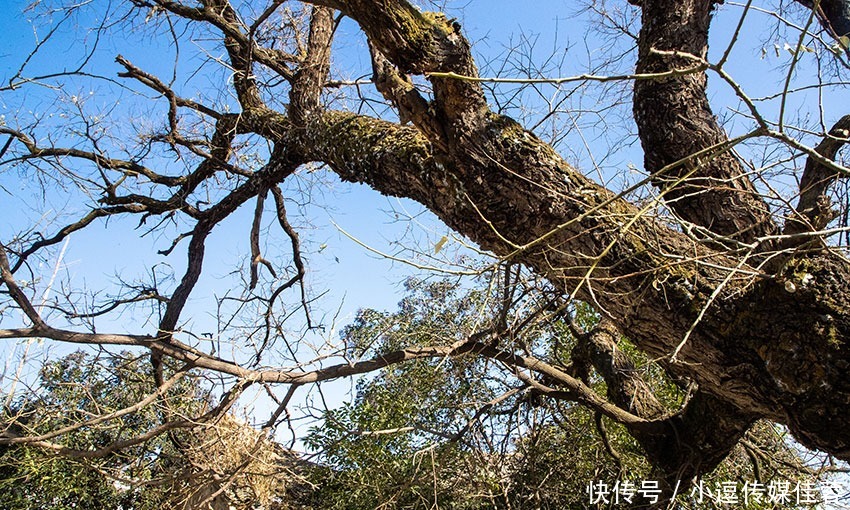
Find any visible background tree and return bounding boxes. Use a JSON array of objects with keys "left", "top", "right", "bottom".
[
  {"left": 2, "top": 0, "right": 850, "bottom": 506},
  {"left": 0, "top": 351, "right": 312, "bottom": 509},
  {"left": 306, "top": 276, "right": 836, "bottom": 509}
]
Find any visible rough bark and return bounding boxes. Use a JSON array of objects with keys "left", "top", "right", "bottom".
[
  {"left": 276, "top": 0, "right": 850, "bottom": 460},
  {"left": 573, "top": 320, "right": 754, "bottom": 489},
  {"left": 797, "top": 0, "right": 850, "bottom": 37},
  {"left": 4, "top": 0, "right": 850, "bottom": 478},
  {"left": 785, "top": 115, "right": 850, "bottom": 238},
  {"left": 633, "top": 0, "right": 777, "bottom": 244},
  {"left": 238, "top": 93, "right": 850, "bottom": 459}
]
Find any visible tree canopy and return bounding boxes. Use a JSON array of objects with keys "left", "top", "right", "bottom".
[{"left": 2, "top": 0, "right": 850, "bottom": 507}]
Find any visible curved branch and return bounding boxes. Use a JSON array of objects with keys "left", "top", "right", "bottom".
[
  {"left": 573, "top": 319, "right": 753, "bottom": 489},
  {"left": 249, "top": 190, "right": 276, "bottom": 291},
  {"left": 786, "top": 114, "right": 850, "bottom": 238},
  {"left": 572, "top": 319, "right": 666, "bottom": 420},
  {"left": 289, "top": 5, "right": 335, "bottom": 124},
  {"left": 633, "top": 0, "right": 777, "bottom": 244},
  {"left": 305, "top": 0, "right": 487, "bottom": 135},
  {"left": 796, "top": 0, "right": 850, "bottom": 38}
]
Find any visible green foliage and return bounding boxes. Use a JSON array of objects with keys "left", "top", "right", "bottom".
[
  {"left": 307, "top": 278, "right": 500, "bottom": 508},
  {"left": 304, "top": 277, "right": 627, "bottom": 507},
  {"left": 305, "top": 276, "right": 831, "bottom": 509},
  {"left": 0, "top": 351, "right": 202, "bottom": 510},
  {"left": 0, "top": 351, "right": 313, "bottom": 510},
  {"left": 0, "top": 446, "right": 127, "bottom": 510},
  {"left": 1, "top": 279, "right": 831, "bottom": 509}
]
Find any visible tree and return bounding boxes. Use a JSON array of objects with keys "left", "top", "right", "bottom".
[
  {"left": 306, "top": 277, "right": 829, "bottom": 508},
  {"left": 0, "top": 351, "right": 312, "bottom": 509},
  {"left": 2, "top": 0, "right": 850, "bottom": 505}
]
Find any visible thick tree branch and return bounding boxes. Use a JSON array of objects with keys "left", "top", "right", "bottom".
[
  {"left": 633, "top": 0, "right": 778, "bottom": 244},
  {"left": 648, "top": 393, "right": 754, "bottom": 491},
  {"left": 238, "top": 106, "right": 850, "bottom": 459},
  {"left": 289, "top": 5, "right": 334, "bottom": 124},
  {"left": 572, "top": 319, "right": 666, "bottom": 420},
  {"left": 796, "top": 0, "right": 850, "bottom": 38},
  {"left": 370, "top": 44, "right": 448, "bottom": 149},
  {"left": 573, "top": 319, "right": 753, "bottom": 489},
  {"left": 306, "top": 0, "right": 488, "bottom": 138},
  {"left": 785, "top": 114, "right": 850, "bottom": 238},
  {"left": 210, "top": 0, "right": 266, "bottom": 109}
]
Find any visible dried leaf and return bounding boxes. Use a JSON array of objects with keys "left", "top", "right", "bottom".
[{"left": 434, "top": 235, "right": 448, "bottom": 254}]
